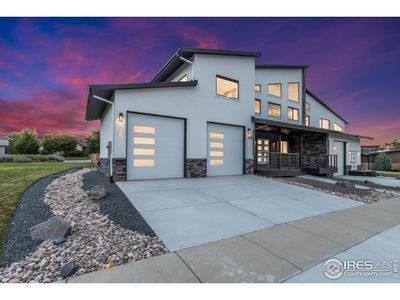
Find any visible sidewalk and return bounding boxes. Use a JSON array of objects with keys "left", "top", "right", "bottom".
[{"left": 63, "top": 197, "right": 400, "bottom": 283}]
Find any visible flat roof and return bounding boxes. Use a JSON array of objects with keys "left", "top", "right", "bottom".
[
  {"left": 151, "top": 48, "right": 262, "bottom": 82},
  {"left": 252, "top": 117, "right": 373, "bottom": 140},
  {"left": 85, "top": 80, "right": 198, "bottom": 121},
  {"left": 256, "top": 64, "right": 309, "bottom": 69}
]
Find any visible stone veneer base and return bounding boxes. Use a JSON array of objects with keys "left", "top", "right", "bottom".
[{"left": 186, "top": 159, "right": 207, "bottom": 178}]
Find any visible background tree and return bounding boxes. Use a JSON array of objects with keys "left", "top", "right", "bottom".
[
  {"left": 7, "top": 132, "right": 20, "bottom": 154},
  {"left": 42, "top": 135, "right": 77, "bottom": 155},
  {"left": 374, "top": 153, "right": 392, "bottom": 171},
  {"left": 86, "top": 130, "right": 100, "bottom": 154},
  {"left": 13, "top": 128, "right": 40, "bottom": 154},
  {"left": 389, "top": 139, "right": 400, "bottom": 150}
]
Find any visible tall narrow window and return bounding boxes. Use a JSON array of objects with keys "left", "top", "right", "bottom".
[
  {"left": 288, "top": 82, "right": 299, "bottom": 102},
  {"left": 254, "top": 99, "right": 261, "bottom": 114},
  {"left": 280, "top": 141, "right": 288, "bottom": 154},
  {"left": 268, "top": 103, "right": 281, "bottom": 118},
  {"left": 255, "top": 84, "right": 261, "bottom": 93},
  {"left": 333, "top": 123, "right": 343, "bottom": 132},
  {"left": 320, "top": 118, "right": 330, "bottom": 129},
  {"left": 216, "top": 75, "right": 239, "bottom": 99},
  {"left": 305, "top": 115, "right": 310, "bottom": 126},
  {"left": 305, "top": 102, "right": 310, "bottom": 110},
  {"left": 267, "top": 83, "right": 281, "bottom": 97},
  {"left": 178, "top": 74, "right": 188, "bottom": 82},
  {"left": 287, "top": 107, "right": 299, "bottom": 121}
]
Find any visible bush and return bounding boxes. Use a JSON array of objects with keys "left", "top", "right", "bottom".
[
  {"left": 12, "top": 156, "right": 33, "bottom": 163},
  {"left": 374, "top": 153, "right": 392, "bottom": 171},
  {"left": 65, "top": 149, "right": 88, "bottom": 157},
  {"left": 42, "top": 135, "right": 77, "bottom": 155},
  {"left": 48, "top": 155, "right": 64, "bottom": 162},
  {"left": 0, "top": 155, "right": 13, "bottom": 162},
  {"left": 86, "top": 130, "right": 100, "bottom": 154},
  {"left": 13, "top": 128, "right": 40, "bottom": 154}
]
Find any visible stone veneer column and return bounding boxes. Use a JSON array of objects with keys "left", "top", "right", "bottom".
[
  {"left": 245, "top": 159, "right": 254, "bottom": 175},
  {"left": 185, "top": 159, "right": 207, "bottom": 178},
  {"left": 112, "top": 158, "right": 127, "bottom": 181}
]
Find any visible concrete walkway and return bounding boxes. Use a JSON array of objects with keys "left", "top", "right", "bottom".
[
  {"left": 117, "top": 175, "right": 361, "bottom": 251},
  {"left": 64, "top": 197, "right": 400, "bottom": 283}
]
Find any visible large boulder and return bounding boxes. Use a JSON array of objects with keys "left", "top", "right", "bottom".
[
  {"left": 335, "top": 180, "right": 355, "bottom": 188},
  {"left": 90, "top": 185, "right": 107, "bottom": 200},
  {"left": 30, "top": 217, "right": 71, "bottom": 242},
  {"left": 60, "top": 262, "right": 78, "bottom": 278}
]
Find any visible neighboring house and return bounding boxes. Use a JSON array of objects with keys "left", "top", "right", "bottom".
[
  {"left": 0, "top": 137, "right": 11, "bottom": 155},
  {"left": 85, "top": 48, "right": 373, "bottom": 181},
  {"left": 362, "top": 149, "right": 400, "bottom": 171},
  {"left": 76, "top": 139, "right": 88, "bottom": 152},
  {"left": 361, "top": 145, "right": 381, "bottom": 154}
]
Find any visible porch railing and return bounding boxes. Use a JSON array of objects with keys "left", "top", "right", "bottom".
[
  {"left": 305, "top": 153, "right": 337, "bottom": 169},
  {"left": 257, "top": 152, "right": 300, "bottom": 169}
]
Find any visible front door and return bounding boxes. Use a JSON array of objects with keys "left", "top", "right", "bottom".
[{"left": 256, "top": 138, "right": 269, "bottom": 165}]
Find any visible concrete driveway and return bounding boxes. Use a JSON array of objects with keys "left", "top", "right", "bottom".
[{"left": 117, "top": 175, "right": 362, "bottom": 251}]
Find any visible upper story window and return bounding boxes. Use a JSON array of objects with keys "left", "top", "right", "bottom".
[
  {"left": 333, "top": 123, "right": 343, "bottom": 132},
  {"left": 178, "top": 74, "right": 188, "bottom": 82},
  {"left": 305, "top": 115, "right": 310, "bottom": 126},
  {"left": 305, "top": 102, "right": 310, "bottom": 110},
  {"left": 216, "top": 75, "right": 239, "bottom": 99},
  {"left": 267, "top": 83, "right": 281, "bottom": 98},
  {"left": 255, "top": 84, "right": 261, "bottom": 93},
  {"left": 287, "top": 107, "right": 299, "bottom": 121},
  {"left": 288, "top": 82, "right": 299, "bottom": 102},
  {"left": 254, "top": 99, "right": 261, "bottom": 114},
  {"left": 320, "top": 118, "right": 330, "bottom": 130},
  {"left": 268, "top": 102, "right": 281, "bottom": 118}
]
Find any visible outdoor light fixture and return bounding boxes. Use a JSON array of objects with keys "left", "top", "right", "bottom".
[
  {"left": 247, "top": 128, "right": 253, "bottom": 139},
  {"left": 119, "top": 112, "right": 124, "bottom": 123}
]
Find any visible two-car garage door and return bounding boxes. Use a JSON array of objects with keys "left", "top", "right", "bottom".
[{"left": 127, "top": 113, "right": 244, "bottom": 180}]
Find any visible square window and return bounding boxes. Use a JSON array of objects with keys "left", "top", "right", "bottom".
[
  {"left": 268, "top": 103, "right": 281, "bottom": 118},
  {"left": 216, "top": 75, "right": 239, "bottom": 99},
  {"left": 268, "top": 83, "right": 281, "bottom": 97},
  {"left": 288, "top": 82, "right": 299, "bottom": 102},
  {"left": 320, "top": 118, "right": 330, "bottom": 129},
  {"left": 255, "top": 84, "right": 261, "bottom": 93},
  {"left": 255, "top": 99, "right": 261, "bottom": 114},
  {"left": 287, "top": 107, "right": 299, "bottom": 121}
]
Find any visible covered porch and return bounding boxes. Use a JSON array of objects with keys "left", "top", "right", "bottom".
[{"left": 252, "top": 118, "right": 338, "bottom": 177}]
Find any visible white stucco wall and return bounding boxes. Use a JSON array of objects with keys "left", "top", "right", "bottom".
[
  {"left": 255, "top": 68, "right": 303, "bottom": 125},
  {"left": 111, "top": 53, "right": 256, "bottom": 160},
  {"left": 99, "top": 104, "right": 113, "bottom": 158},
  {"left": 167, "top": 58, "right": 193, "bottom": 82},
  {"left": 306, "top": 92, "right": 346, "bottom": 131},
  {"left": 329, "top": 133, "right": 361, "bottom": 169}
]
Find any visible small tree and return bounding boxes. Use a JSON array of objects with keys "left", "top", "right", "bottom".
[
  {"left": 374, "top": 153, "right": 392, "bottom": 171},
  {"left": 389, "top": 139, "right": 400, "bottom": 150},
  {"left": 7, "top": 132, "right": 20, "bottom": 154},
  {"left": 14, "top": 128, "right": 40, "bottom": 154},
  {"left": 86, "top": 130, "right": 100, "bottom": 154},
  {"left": 42, "top": 135, "right": 77, "bottom": 155},
  {"left": 41, "top": 135, "right": 59, "bottom": 154}
]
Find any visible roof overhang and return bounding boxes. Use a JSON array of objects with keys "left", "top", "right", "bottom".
[
  {"left": 252, "top": 117, "right": 374, "bottom": 140},
  {"left": 256, "top": 64, "right": 309, "bottom": 69},
  {"left": 151, "top": 48, "right": 262, "bottom": 83},
  {"left": 85, "top": 80, "right": 198, "bottom": 121}
]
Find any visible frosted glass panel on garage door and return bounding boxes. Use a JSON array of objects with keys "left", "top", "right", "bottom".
[
  {"left": 127, "top": 113, "right": 184, "bottom": 180},
  {"left": 207, "top": 123, "right": 243, "bottom": 176}
]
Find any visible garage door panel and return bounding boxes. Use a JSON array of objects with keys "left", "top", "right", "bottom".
[
  {"left": 207, "top": 123, "right": 243, "bottom": 176},
  {"left": 127, "top": 113, "right": 184, "bottom": 180}
]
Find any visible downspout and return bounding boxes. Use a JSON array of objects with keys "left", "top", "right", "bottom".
[
  {"left": 177, "top": 55, "right": 194, "bottom": 80},
  {"left": 92, "top": 94, "right": 115, "bottom": 182}
]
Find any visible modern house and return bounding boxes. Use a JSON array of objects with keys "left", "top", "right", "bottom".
[
  {"left": 0, "top": 136, "right": 11, "bottom": 155},
  {"left": 76, "top": 139, "right": 88, "bottom": 152},
  {"left": 85, "top": 48, "right": 372, "bottom": 181}
]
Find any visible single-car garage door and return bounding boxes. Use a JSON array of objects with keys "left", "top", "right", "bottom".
[
  {"left": 333, "top": 141, "right": 345, "bottom": 176},
  {"left": 127, "top": 113, "right": 185, "bottom": 180},
  {"left": 207, "top": 123, "right": 244, "bottom": 176}
]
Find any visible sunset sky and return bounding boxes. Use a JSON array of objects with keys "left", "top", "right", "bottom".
[{"left": 0, "top": 17, "right": 399, "bottom": 145}]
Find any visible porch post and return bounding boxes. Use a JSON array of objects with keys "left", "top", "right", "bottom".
[
  {"left": 278, "top": 128, "right": 281, "bottom": 169},
  {"left": 299, "top": 133, "right": 303, "bottom": 168}
]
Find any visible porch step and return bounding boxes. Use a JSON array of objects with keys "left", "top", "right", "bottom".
[{"left": 302, "top": 167, "right": 337, "bottom": 176}]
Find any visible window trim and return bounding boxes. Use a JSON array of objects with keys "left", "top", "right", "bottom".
[
  {"left": 333, "top": 122, "right": 343, "bottom": 132},
  {"left": 287, "top": 82, "right": 300, "bottom": 102},
  {"left": 215, "top": 75, "right": 239, "bottom": 100},
  {"left": 178, "top": 74, "right": 188, "bottom": 82},
  {"left": 254, "top": 98, "right": 261, "bottom": 114},
  {"left": 267, "top": 83, "right": 282, "bottom": 98},
  {"left": 320, "top": 118, "right": 330, "bottom": 130},
  {"left": 305, "top": 115, "right": 310, "bottom": 127},
  {"left": 267, "top": 102, "right": 282, "bottom": 119},
  {"left": 287, "top": 106, "right": 299, "bottom": 121},
  {"left": 255, "top": 84, "right": 261, "bottom": 93}
]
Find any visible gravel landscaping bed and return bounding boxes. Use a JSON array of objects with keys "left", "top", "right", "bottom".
[
  {"left": 274, "top": 177, "right": 396, "bottom": 203},
  {"left": 331, "top": 177, "right": 400, "bottom": 193},
  {"left": 0, "top": 169, "right": 167, "bottom": 283}
]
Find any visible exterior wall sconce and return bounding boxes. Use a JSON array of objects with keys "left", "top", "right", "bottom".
[
  {"left": 118, "top": 112, "right": 124, "bottom": 123},
  {"left": 247, "top": 128, "right": 253, "bottom": 139}
]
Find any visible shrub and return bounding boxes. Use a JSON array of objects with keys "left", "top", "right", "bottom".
[
  {"left": 65, "top": 149, "right": 88, "bottom": 157},
  {"left": 374, "top": 153, "right": 392, "bottom": 171},
  {"left": 42, "top": 135, "right": 77, "bottom": 155},
  {"left": 26, "top": 154, "right": 50, "bottom": 162},
  {"left": 13, "top": 128, "right": 40, "bottom": 154},
  {"left": 0, "top": 155, "right": 13, "bottom": 162},
  {"left": 12, "top": 156, "right": 33, "bottom": 163},
  {"left": 48, "top": 155, "right": 64, "bottom": 162},
  {"left": 86, "top": 130, "right": 100, "bottom": 154}
]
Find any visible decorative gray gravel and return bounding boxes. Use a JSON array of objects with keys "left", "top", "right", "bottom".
[
  {"left": 82, "top": 171, "right": 156, "bottom": 237},
  {"left": 1, "top": 169, "right": 79, "bottom": 268}
]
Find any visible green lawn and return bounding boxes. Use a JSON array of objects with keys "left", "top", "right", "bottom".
[
  {"left": 0, "top": 162, "right": 94, "bottom": 258},
  {"left": 376, "top": 171, "right": 400, "bottom": 179},
  {"left": 63, "top": 156, "right": 90, "bottom": 161}
]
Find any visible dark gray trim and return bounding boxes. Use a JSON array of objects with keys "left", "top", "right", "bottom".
[
  {"left": 256, "top": 64, "right": 309, "bottom": 69},
  {"left": 302, "top": 69, "right": 307, "bottom": 125},
  {"left": 306, "top": 89, "right": 349, "bottom": 124},
  {"left": 86, "top": 80, "right": 198, "bottom": 121},
  {"left": 126, "top": 111, "right": 187, "bottom": 181},
  {"left": 216, "top": 75, "right": 239, "bottom": 100},
  {"left": 252, "top": 116, "right": 373, "bottom": 140},
  {"left": 152, "top": 48, "right": 262, "bottom": 83}
]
